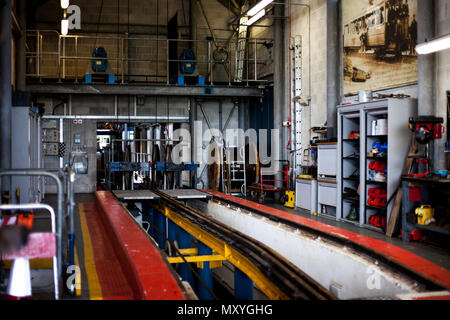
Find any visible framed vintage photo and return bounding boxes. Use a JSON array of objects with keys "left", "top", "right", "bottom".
[{"left": 343, "top": 0, "right": 418, "bottom": 95}]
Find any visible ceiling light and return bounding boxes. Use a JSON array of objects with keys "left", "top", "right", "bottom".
[
  {"left": 245, "top": 9, "right": 266, "bottom": 26},
  {"left": 61, "top": 19, "right": 69, "bottom": 35},
  {"left": 61, "top": 0, "right": 70, "bottom": 9},
  {"left": 247, "top": 0, "right": 274, "bottom": 16},
  {"left": 415, "top": 34, "right": 450, "bottom": 55}
]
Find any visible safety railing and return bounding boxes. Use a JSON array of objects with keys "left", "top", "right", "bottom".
[
  {"left": 0, "top": 167, "right": 77, "bottom": 296},
  {"left": 25, "top": 30, "right": 273, "bottom": 86}
]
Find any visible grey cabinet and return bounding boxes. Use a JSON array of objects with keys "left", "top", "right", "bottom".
[
  {"left": 317, "top": 143, "right": 337, "bottom": 218},
  {"left": 337, "top": 98, "right": 417, "bottom": 232},
  {"left": 11, "top": 107, "right": 43, "bottom": 203}
]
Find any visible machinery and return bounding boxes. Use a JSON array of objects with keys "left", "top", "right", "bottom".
[
  {"left": 85, "top": 47, "right": 115, "bottom": 84},
  {"left": 408, "top": 116, "right": 445, "bottom": 178},
  {"left": 177, "top": 49, "right": 205, "bottom": 85},
  {"left": 283, "top": 191, "right": 295, "bottom": 208},
  {"left": 415, "top": 205, "right": 435, "bottom": 226}
]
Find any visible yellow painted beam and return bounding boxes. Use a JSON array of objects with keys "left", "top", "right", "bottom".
[
  {"left": 178, "top": 248, "right": 198, "bottom": 256},
  {"left": 78, "top": 203, "right": 103, "bottom": 300},
  {"left": 167, "top": 254, "right": 226, "bottom": 264},
  {"left": 152, "top": 203, "right": 289, "bottom": 300}
]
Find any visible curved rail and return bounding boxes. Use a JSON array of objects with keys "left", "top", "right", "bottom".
[{"left": 151, "top": 189, "right": 336, "bottom": 300}]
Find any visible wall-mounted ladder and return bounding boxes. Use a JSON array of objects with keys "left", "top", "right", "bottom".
[
  {"left": 291, "top": 35, "right": 303, "bottom": 175},
  {"left": 234, "top": 3, "right": 249, "bottom": 82}
]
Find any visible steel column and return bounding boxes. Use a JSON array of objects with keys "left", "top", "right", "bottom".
[
  {"left": 197, "top": 241, "right": 213, "bottom": 300},
  {"left": 0, "top": 0, "right": 12, "bottom": 194},
  {"left": 177, "top": 227, "right": 195, "bottom": 290},
  {"left": 327, "top": 0, "right": 339, "bottom": 138},
  {"left": 16, "top": 0, "right": 26, "bottom": 91},
  {"left": 417, "top": 0, "right": 435, "bottom": 116},
  {"left": 234, "top": 267, "right": 254, "bottom": 300},
  {"left": 155, "top": 210, "right": 166, "bottom": 249},
  {"left": 273, "top": 0, "right": 287, "bottom": 196}
]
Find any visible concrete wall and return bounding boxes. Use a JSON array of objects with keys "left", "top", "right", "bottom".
[
  {"left": 289, "top": 0, "right": 328, "bottom": 161},
  {"left": 435, "top": 0, "right": 450, "bottom": 170}
]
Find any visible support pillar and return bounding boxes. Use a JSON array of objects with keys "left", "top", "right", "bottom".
[
  {"left": 417, "top": 0, "right": 435, "bottom": 116},
  {"left": 273, "top": 0, "right": 287, "bottom": 197},
  {"left": 177, "top": 227, "right": 195, "bottom": 290},
  {"left": 16, "top": 0, "right": 26, "bottom": 91},
  {"left": 197, "top": 241, "right": 213, "bottom": 300},
  {"left": 234, "top": 268, "right": 253, "bottom": 300},
  {"left": 0, "top": 0, "right": 12, "bottom": 194},
  {"left": 155, "top": 210, "right": 166, "bottom": 249},
  {"left": 327, "top": 0, "right": 340, "bottom": 138}
]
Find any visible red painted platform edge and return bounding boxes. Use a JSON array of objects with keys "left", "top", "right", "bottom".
[
  {"left": 95, "top": 191, "right": 186, "bottom": 300},
  {"left": 412, "top": 295, "right": 450, "bottom": 300},
  {"left": 203, "top": 190, "right": 450, "bottom": 290}
]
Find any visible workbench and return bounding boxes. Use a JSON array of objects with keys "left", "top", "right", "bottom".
[{"left": 401, "top": 176, "right": 450, "bottom": 242}]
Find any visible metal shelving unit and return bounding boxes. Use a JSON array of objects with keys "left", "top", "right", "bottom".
[{"left": 337, "top": 98, "right": 417, "bottom": 232}]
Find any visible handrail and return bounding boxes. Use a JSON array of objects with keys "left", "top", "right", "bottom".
[
  {"left": 25, "top": 30, "right": 273, "bottom": 84},
  {"left": 0, "top": 169, "right": 64, "bottom": 278}
]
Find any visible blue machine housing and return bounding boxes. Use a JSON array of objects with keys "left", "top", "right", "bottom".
[
  {"left": 180, "top": 49, "right": 196, "bottom": 74},
  {"left": 91, "top": 47, "right": 108, "bottom": 73}
]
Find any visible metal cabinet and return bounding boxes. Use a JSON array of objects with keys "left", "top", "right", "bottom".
[
  {"left": 318, "top": 181, "right": 337, "bottom": 212},
  {"left": 317, "top": 144, "right": 337, "bottom": 178},
  {"left": 11, "top": 107, "right": 43, "bottom": 203},
  {"left": 295, "top": 178, "right": 312, "bottom": 211},
  {"left": 336, "top": 98, "right": 417, "bottom": 232}
]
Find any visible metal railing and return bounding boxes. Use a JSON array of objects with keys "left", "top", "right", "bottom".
[{"left": 25, "top": 30, "right": 273, "bottom": 86}]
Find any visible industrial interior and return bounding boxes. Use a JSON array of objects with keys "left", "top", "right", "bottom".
[{"left": 0, "top": 0, "right": 449, "bottom": 301}]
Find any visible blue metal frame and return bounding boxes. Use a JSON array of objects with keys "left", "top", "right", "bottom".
[
  {"left": 197, "top": 241, "right": 213, "bottom": 300},
  {"left": 234, "top": 267, "right": 254, "bottom": 300}
]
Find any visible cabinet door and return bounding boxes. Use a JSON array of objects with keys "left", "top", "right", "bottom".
[
  {"left": 318, "top": 182, "right": 337, "bottom": 207},
  {"left": 295, "top": 180, "right": 311, "bottom": 210},
  {"left": 318, "top": 145, "right": 337, "bottom": 176}
]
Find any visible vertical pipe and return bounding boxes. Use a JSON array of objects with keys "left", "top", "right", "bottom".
[
  {"left": 327, "top": 0, "right": 339, "bottom": 139},
  {"left": 75, "top": 37, "right": 78, "bottom": 83},
  {"left": 58, "top": 35, "right": 62, "bottom": 82},
  {"left": 273, "top": 0, "right": 286, "bottom": 194},
  {"left": 16, "top": 0, "right": 26, "bottom": 91},
  {"left": 254, "top": 40, "right": 257, "bottom": 81},
  {"left": 0, "top": 0, "right": 12, "bottom": 194}
]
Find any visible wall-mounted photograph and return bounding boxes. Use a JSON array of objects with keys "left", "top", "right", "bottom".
[{"left": 343, "top": 0, "right": 418, "bottom": 95}]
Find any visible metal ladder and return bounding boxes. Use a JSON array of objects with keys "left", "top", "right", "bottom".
[
  {"left": 234, "top": 3, "right": 249, "bottom": 82},
  {"left": 223, "top": 145, "right": 247, "bottom": 195},
  {"left": 291, "top": 35, "right": 303, "bottom": 176}
]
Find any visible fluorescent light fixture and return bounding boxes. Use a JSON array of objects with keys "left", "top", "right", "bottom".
[
  {"left": 61, "top": 0, "right": 70, "bottom": 9},
  {"left": 61, "top": 19, "right": 69, "bottom": 35},
  {"left": 245, "top": 9, "right": 266, "bottom": 26},
  {"left": 416, "top": 34, "right": 450, "bottom": 55},
  {"left": 247, "top": 0, "right": 274, "bottom": 16}
]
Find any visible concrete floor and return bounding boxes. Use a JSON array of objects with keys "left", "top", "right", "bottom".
[{"left": 40, "top": 193, "right": 94, "bottom": 300}]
